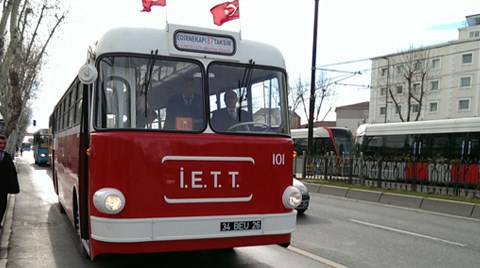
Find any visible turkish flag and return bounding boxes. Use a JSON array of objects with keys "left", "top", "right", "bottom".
[
  {"left": 210, "top": 0, "right": 240, "bottom": 26},
  {"left": 141, "top": 0, "right": 166, "bottom": 12}
]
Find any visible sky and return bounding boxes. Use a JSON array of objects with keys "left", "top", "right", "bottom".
[{"left": 31, "top": 0, "right": 480, "bottom": 131}]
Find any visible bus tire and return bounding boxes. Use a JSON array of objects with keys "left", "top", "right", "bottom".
[
  {"left": 278, "top": 242, "right": 290, "bottom": 248},
  {"left": 74, "top": 197, "right": 90, "bottom": 259},
  {"left": 58, "top": 200, "right": 66, "bottom": 214}
]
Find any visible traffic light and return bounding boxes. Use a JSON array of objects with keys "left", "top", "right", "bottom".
[{"left": 33, "top": 120, "right": 36, "bottom": 126}]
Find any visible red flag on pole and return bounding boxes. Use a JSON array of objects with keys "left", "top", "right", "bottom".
[
  {"left": 210, "top": 0, "right": 240, "bottom": 26},
  {"left": 141, "top": 0, "right": 166, "bottom": 12}
]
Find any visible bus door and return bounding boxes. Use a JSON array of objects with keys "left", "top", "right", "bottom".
[{"left": 78, "top": 82, "right": 91, "bottom": 241}]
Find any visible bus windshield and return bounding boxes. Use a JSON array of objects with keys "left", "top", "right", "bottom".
[
  {"left": 208, "top": 63, "right": 288, "bottom": 134},
  {"left": 330, "top": 128, "right": 352, "bottom": 156},
  {"left": 95, "top": 55, "right": 289, "bottom": 135}
]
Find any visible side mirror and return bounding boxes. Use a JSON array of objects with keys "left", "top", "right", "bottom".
[{"left": 78, "top": 63, "right": 98, "bottom": 84}]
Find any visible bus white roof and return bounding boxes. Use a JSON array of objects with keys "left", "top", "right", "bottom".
[
  {"left": 93, "top": 24, "right": 286, "bottom": 69},
  {"left": 357, "top": 117, "right": 480, "bottom": 136}
]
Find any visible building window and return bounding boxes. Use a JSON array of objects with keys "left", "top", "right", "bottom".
[
  {"left": 431, "top": 58, "right": 441, "bottom": 69},
  {"left": 460, "top": 76, "right": 471, "bottom": 88},
  {"left": 470, "top": 31, "right": 480, "bottom": 38},
  {"left": 411, "top": 104, "right": 419, "bottom": 113},
  {"left": 430, "top": 80, "right": 439, "bottom": 91},
  {"left": 381, "top": 68, "right": 388, "bottom": 77},
  {"left": 380, "top": 107, "right": 386, "bottom": 115},
  {"left": 380, "top": 87, "right": 387, "bottom": 96},
  {"left": 429, "top": 102, "right": 438, "bottom": 112},
  {"left": 413, "top": 82, "right": 421, "bottom": 93},
  {"left": 458, "top": 99, "right": 470, "bottom": 111},
  {"left": 396, "top": 85, "right": 403, "bottom": 95},
  {"left": 461, "top": 53, "right": 473, "bottom": 64},
  {"left": 414, "top": 61, "right": 422, "bottom": 71},
  {"left": 396, "top": 64, "right": 404, "bottom": 75}
]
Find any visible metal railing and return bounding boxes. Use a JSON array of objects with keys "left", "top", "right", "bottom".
[{"left": 295, "top": 152, "right": 480, "bottom": 199}]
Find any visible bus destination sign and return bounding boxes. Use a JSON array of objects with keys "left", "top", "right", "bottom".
[{"left": 174, "top": 31, "right": 235, "bottom": 55}]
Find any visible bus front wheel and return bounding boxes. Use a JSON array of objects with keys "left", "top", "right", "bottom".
[{"left": 74, "top": 197, "right": 89, "bottom": 259}]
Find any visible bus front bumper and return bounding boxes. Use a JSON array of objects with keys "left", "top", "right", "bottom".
[{"left": 90, "top": 211, "right": 297, "bottom": 243}]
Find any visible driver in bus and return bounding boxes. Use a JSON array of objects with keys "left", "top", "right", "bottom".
[
  {"left": 211, "top": 89, "right": 252, "bottom": 131},
  {"left": 164, "top": 77, "right": 203, "bottom": 131}
]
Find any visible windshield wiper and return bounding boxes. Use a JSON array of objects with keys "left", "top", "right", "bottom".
[
  {"left": 237, "top": 59, "right": 255, "bottom": 121},
  {"left": 142, "top": 49, "right": 158, "bottom": 116}
]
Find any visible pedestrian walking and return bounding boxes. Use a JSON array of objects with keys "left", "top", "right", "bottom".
[{"left": 0, "top": 134, "right": 20, "bottom": 228}]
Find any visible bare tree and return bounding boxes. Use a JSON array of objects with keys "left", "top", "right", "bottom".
[
  {"left": 288, "top": 72, "right": 336, "bottom": 127},
  {"left": 387, "top": 46, "right": 431, "bottom": 122},
  {"left": 0, "top": 0, "right": 65, "bottom": 152},
  {"left": 288, "top": 76, "right": 308, "bottom": 119}
]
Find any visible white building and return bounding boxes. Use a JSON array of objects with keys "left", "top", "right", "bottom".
[{"left": 369, "top": 14, "right": 480, "bottom": 123}]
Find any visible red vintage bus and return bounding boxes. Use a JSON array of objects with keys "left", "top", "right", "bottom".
[{"left": 50, "top": 24, "right": 301, "bottom": 259}]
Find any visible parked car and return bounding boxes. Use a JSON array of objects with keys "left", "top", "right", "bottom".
[{"left": 293, "top": 178, "right": 310, "bottom": 215}]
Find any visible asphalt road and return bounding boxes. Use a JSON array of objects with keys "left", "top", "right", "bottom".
[
  {"left": 292, "top": 192, "right": 480, "bottom": 268},
  {"left": 3, "top": 152, "right": 479, "bottom": 267},
  {"left": 1, "top": 153, "right": 328, "bottom": 268}
]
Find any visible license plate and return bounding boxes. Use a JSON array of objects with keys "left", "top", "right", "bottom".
[{"left": 220, "top": 220, "right": 262, "bottom": 232}]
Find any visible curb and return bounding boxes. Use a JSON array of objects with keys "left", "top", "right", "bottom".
[
  {"left": 0, "top": 194, "right": 15, "bottom": 268},
  {"left": 306, "top": 183, "right": 480, "bottom": 219}
]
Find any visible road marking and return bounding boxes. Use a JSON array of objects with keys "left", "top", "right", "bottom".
[
  {"left": 349, "top": 219, "right": 467, "bottom": 247},
  {"left": 289, "top": 246, "right": 349, "bottom": 268}
]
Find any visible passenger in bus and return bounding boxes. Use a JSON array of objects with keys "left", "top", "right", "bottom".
[
  {"left": 211, "top": 89, "right": 252, "bottom": 131},
  {"left": 164, "top": 77, "right": 203, "bottom": 131}
]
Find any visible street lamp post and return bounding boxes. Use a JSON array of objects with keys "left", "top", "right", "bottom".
[
  {"left": 307, "top": 0, "right": 319, "bottom": 154},
  {"left": 382, "top": 57, "right": 390, "bottom": 123}
]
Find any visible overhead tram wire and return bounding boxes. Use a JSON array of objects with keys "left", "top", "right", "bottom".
[
  {"left": 317, "top": 57, "right": 373, "bottom": 68},
  {"left": 335, "top": 82, "right": 370, "bottom": 89}
]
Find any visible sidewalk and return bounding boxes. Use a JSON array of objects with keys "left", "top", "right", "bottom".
[
  {"left": 305, "top": 182, "right": 480, "bottom": 219},
  {"left": 0, "top": 194, "right": 15, "bottom": 268}
]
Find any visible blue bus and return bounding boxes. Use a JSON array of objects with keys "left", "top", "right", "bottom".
[{"left": 32, "top": 128, "right": 52, "bottom": 165}]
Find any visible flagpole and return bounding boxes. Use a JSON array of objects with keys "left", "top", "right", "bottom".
[
  {"left": 307, "top": 0, "right": 319, "bottom": 155},
  {"left": 238, "top": 13, "right": 242, "bottom": 39},
  {"left": 165, "top": 5, "right": 169, "bottom": 28}
]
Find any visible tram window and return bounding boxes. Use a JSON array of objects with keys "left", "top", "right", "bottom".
[
  {"left": 309, "top": 139, "right": 333, "bottom": 156},
  {"left": 467, "top": 133, "right": 480, "bottom": 159},
  {"left": 321, "top": 139, "right": 335, "bottom": 155},
  {"left": 412, "top": 134, "right": 430, "bottom": 157},
  {"left": 451, "top": 133, "right": 466, "bottom": 159},
  {"left": 364, "top": 136, "right": 383, "bottom": 157},
  {"left": 431, "top": 134, "right": 452, "bottom": 159},
  {"left": 384, "top": 135, "right": 406, "bottom": 155},
  {"left": 293, "top": 138, "right": 308, "bottom": 155}
]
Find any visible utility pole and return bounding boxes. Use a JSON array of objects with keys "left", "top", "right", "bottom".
[{"left": 307, "top": 0, "right": 319, "bottom": 154}]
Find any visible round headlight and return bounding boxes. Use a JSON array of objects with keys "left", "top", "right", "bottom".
[
  {"left": 93, "top": 188, "right": 126, "bottom": 214},
  {"left": 282, "top": 186, "right": 302, "bottom": 209}
]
